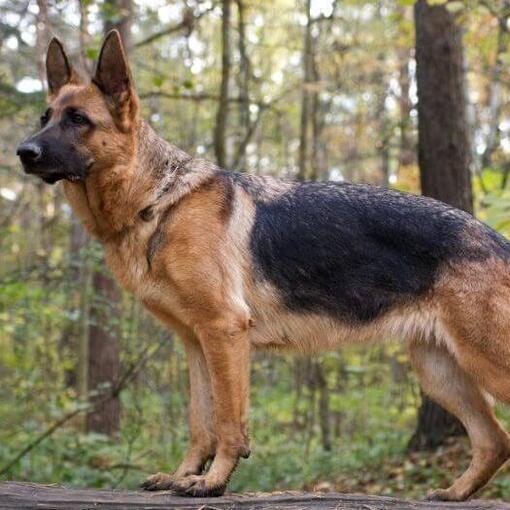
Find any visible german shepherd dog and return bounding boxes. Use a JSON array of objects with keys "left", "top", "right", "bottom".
[{"left": 17, "top": 31, "right": 510, "bottom": 500}]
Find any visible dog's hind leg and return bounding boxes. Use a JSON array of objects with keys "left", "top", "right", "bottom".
[
  {"left": 409, "top": 340, "right": 510, "bottom": 502},
  {"left": 142, "top": 334, "right": 216, "bottom": 491}
]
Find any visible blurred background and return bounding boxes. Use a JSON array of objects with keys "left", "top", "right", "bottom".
[{"left": 2, "top": 0, "right": 510, "bottom": 498}]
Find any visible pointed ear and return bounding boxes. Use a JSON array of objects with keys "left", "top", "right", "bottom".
[
  {"left": 46, "top": 38, "right": 75, "bottom": 97},
  {"left": 93, "top": 30, "right": 139, "bottom": 131}
]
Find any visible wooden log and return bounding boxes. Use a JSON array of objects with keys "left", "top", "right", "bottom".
[{"left": 1, "top": 482, "right": 510, "bottom": 510}]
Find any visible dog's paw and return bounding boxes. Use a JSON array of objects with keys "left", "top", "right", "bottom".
[
  {"left": 171, "top": 474, "right": 226, "bottom": 497},
  {"left": 141, "top": 472, "right": 175, "bottom": 491},
  {"left": 425, "top": 488, "right": 465, "bottom": 502}
]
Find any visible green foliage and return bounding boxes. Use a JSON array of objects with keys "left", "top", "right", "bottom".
[{"left": 477, "top": 168, "right": 510, "bottom": 236}]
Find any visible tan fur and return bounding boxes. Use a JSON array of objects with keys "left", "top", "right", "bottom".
[
  {"left": 41, "top": 32, "right": 510, "bottom": 499},
  {"left": 409, "top": 340, "right": 510, "bottom": 501},
  {"left": 436, "top": 259, "right": 510, "bottom": 401}
]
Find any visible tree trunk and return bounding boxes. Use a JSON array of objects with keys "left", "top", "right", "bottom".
[
  {"left": 397, "top": 47, "right": 415, "bottom": 171},
  {"left": 60, "top": 216, "right": 89, "bottom": 390},
  {"left": 314, "top": 360, "right": 331, "bottom": 452},
  {"left": 214, "top": 0, "right": 232, "bottom": 168},
  {"left": 297, "top": 0, "right": 313, "bottom": 181},
  {"left": 375, "top": 59, "right": 390, "bottom": 186},
  {"left": 410, "top": 0, "right": 472, "bottom": 450},
  {"left": 85, "top": 0, "right": 133, "bottom": 438},
  {"left": 234, "top": 0, "right": 250, "bottom": 172},
  {"left": 78, "top": 0, "right": 93, "bottom": 75},
  {"left": 374, "top": 1, "right": 391, "bottom": 187},
  {"left": 481, "top": 5, "right": 509, "bottom": 171},
  {"left": 414, "top": 0, "right": 473, "bottom": 212},
  {"left": 103, "top": 0, "right": 133, "bottom": 51},
  {"left": 409, "top": 393, "right": 465, "bottom": 450},
  {"left": 86, "top": 268, "right": 121, "bottom": 436},
  {"left": 35, "top": 0, "right": 49, "bottom": 92}
]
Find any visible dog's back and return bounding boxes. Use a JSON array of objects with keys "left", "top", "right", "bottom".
[{"left": 241, "top": 175, "right": 509, "bottom": 321}]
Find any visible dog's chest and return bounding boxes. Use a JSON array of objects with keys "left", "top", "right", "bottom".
[
  {"left": 104, "top": 227, "right": 165, "bottom": 301},
  {"left": 104, "top": 230, "right": 192, "bottom": 334}
]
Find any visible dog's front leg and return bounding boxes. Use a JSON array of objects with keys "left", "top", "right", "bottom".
[
  {"left": 142, "top": 335, "right": 216, "bottom": 491},
  {"left": 171, "top": 313, "right": 252, "bottom": 497}
]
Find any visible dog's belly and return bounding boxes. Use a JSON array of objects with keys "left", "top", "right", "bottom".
[
  {"left": 246, "top": 282, "right": 444, "bottom": 353},
  {"left": 245, "top": 281, "right": 361, "bottom": 352},
  {"left": 249, "top": 310, "right": 360, "bottom": 352}
]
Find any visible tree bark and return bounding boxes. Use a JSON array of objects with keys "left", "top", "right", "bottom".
[
  {"left": 410, "top": 0, "right": 472, "bottom": 450},
  {"left": 35, "top": 0, "right": 49, "bottom": 92},
  {"left": 374, "top": 1, "right": 391, "bottom": 187},
  {"left": 314, "top": 360, "right": 331, "bottom": 452},
  {"left": 84, "top": 0, "right": 133, "bottom": 438},
  {"left": 103, "top": 0, "right": 133, "bottom": 51},
  {"left": 481, "top": 4, "right": 510, "bottom": 171},
  {"left": 78, "top": 0, "right": 93, "bottom": 75},
  {"left": 397, "top": 47, "right": 415, "bottom": 171},
  {"left": 86, "top": 268, "right": 121, "bottom": 436},
  {"left": 297, "top": 0, "right": 314, "bottom": 181},
  {"left": 414, "top": 0, "right": 473, "bottom": 213},
  {"left": 59, "top": 216, "right": 89, "bottom": 390},
  {"left": 374, "top": 61, "right": 390, "bottom": 186},
  {"left": 214, "top": 0, "right": 232, "bottom": 168},
  {"left": 234, "top": 0, "right": 250, "bottom": 172}
]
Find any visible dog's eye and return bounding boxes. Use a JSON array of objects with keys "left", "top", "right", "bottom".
[
  {"left": 70, "top": 112, "right": 88, "bottom": 125},
  {"left": 40, "top": 109, "right": 51, "bottom": 127}
]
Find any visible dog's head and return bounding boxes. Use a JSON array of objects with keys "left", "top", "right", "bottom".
[{"left": 17, "top": 30, "right": 139, "bottom": 184}]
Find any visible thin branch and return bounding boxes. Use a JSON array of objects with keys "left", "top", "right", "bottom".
[
  {"left": 141, "top": 90, "right": 231, "bottom": 102},
  {"left": 231, "top": 107, "right": 263, "bottom": 170},
  {"left": 140, "top": 83, "right": 299, "bottom": 109}
]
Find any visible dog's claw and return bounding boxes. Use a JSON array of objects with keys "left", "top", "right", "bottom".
[
  {"left": 141, "top": 472, "right": 175, "bottom": 491},
  {"left": 170, "top": 474, "right": 226, "bottom": 497},
  {"left": 425, "top": 489, "right": 463, "bottom": 502}
]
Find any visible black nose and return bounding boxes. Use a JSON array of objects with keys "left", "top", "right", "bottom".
[{"left": 17, "top": 142, "right": 42, "bottom": 163}]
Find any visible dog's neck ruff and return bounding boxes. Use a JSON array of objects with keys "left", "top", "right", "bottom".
[{"left": 135, "top": 120, "right": 217, "bottom": 222}]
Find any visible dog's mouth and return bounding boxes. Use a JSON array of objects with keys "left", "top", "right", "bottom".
[
  {"left": 21, "top": 162, "right": 89, "bottom": 185},
  {"left": 44, "top": 173, "right": 83, "bottom": 185},
  {"left": 43, "top": 173, "right": 74, "bottom": 184}
]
